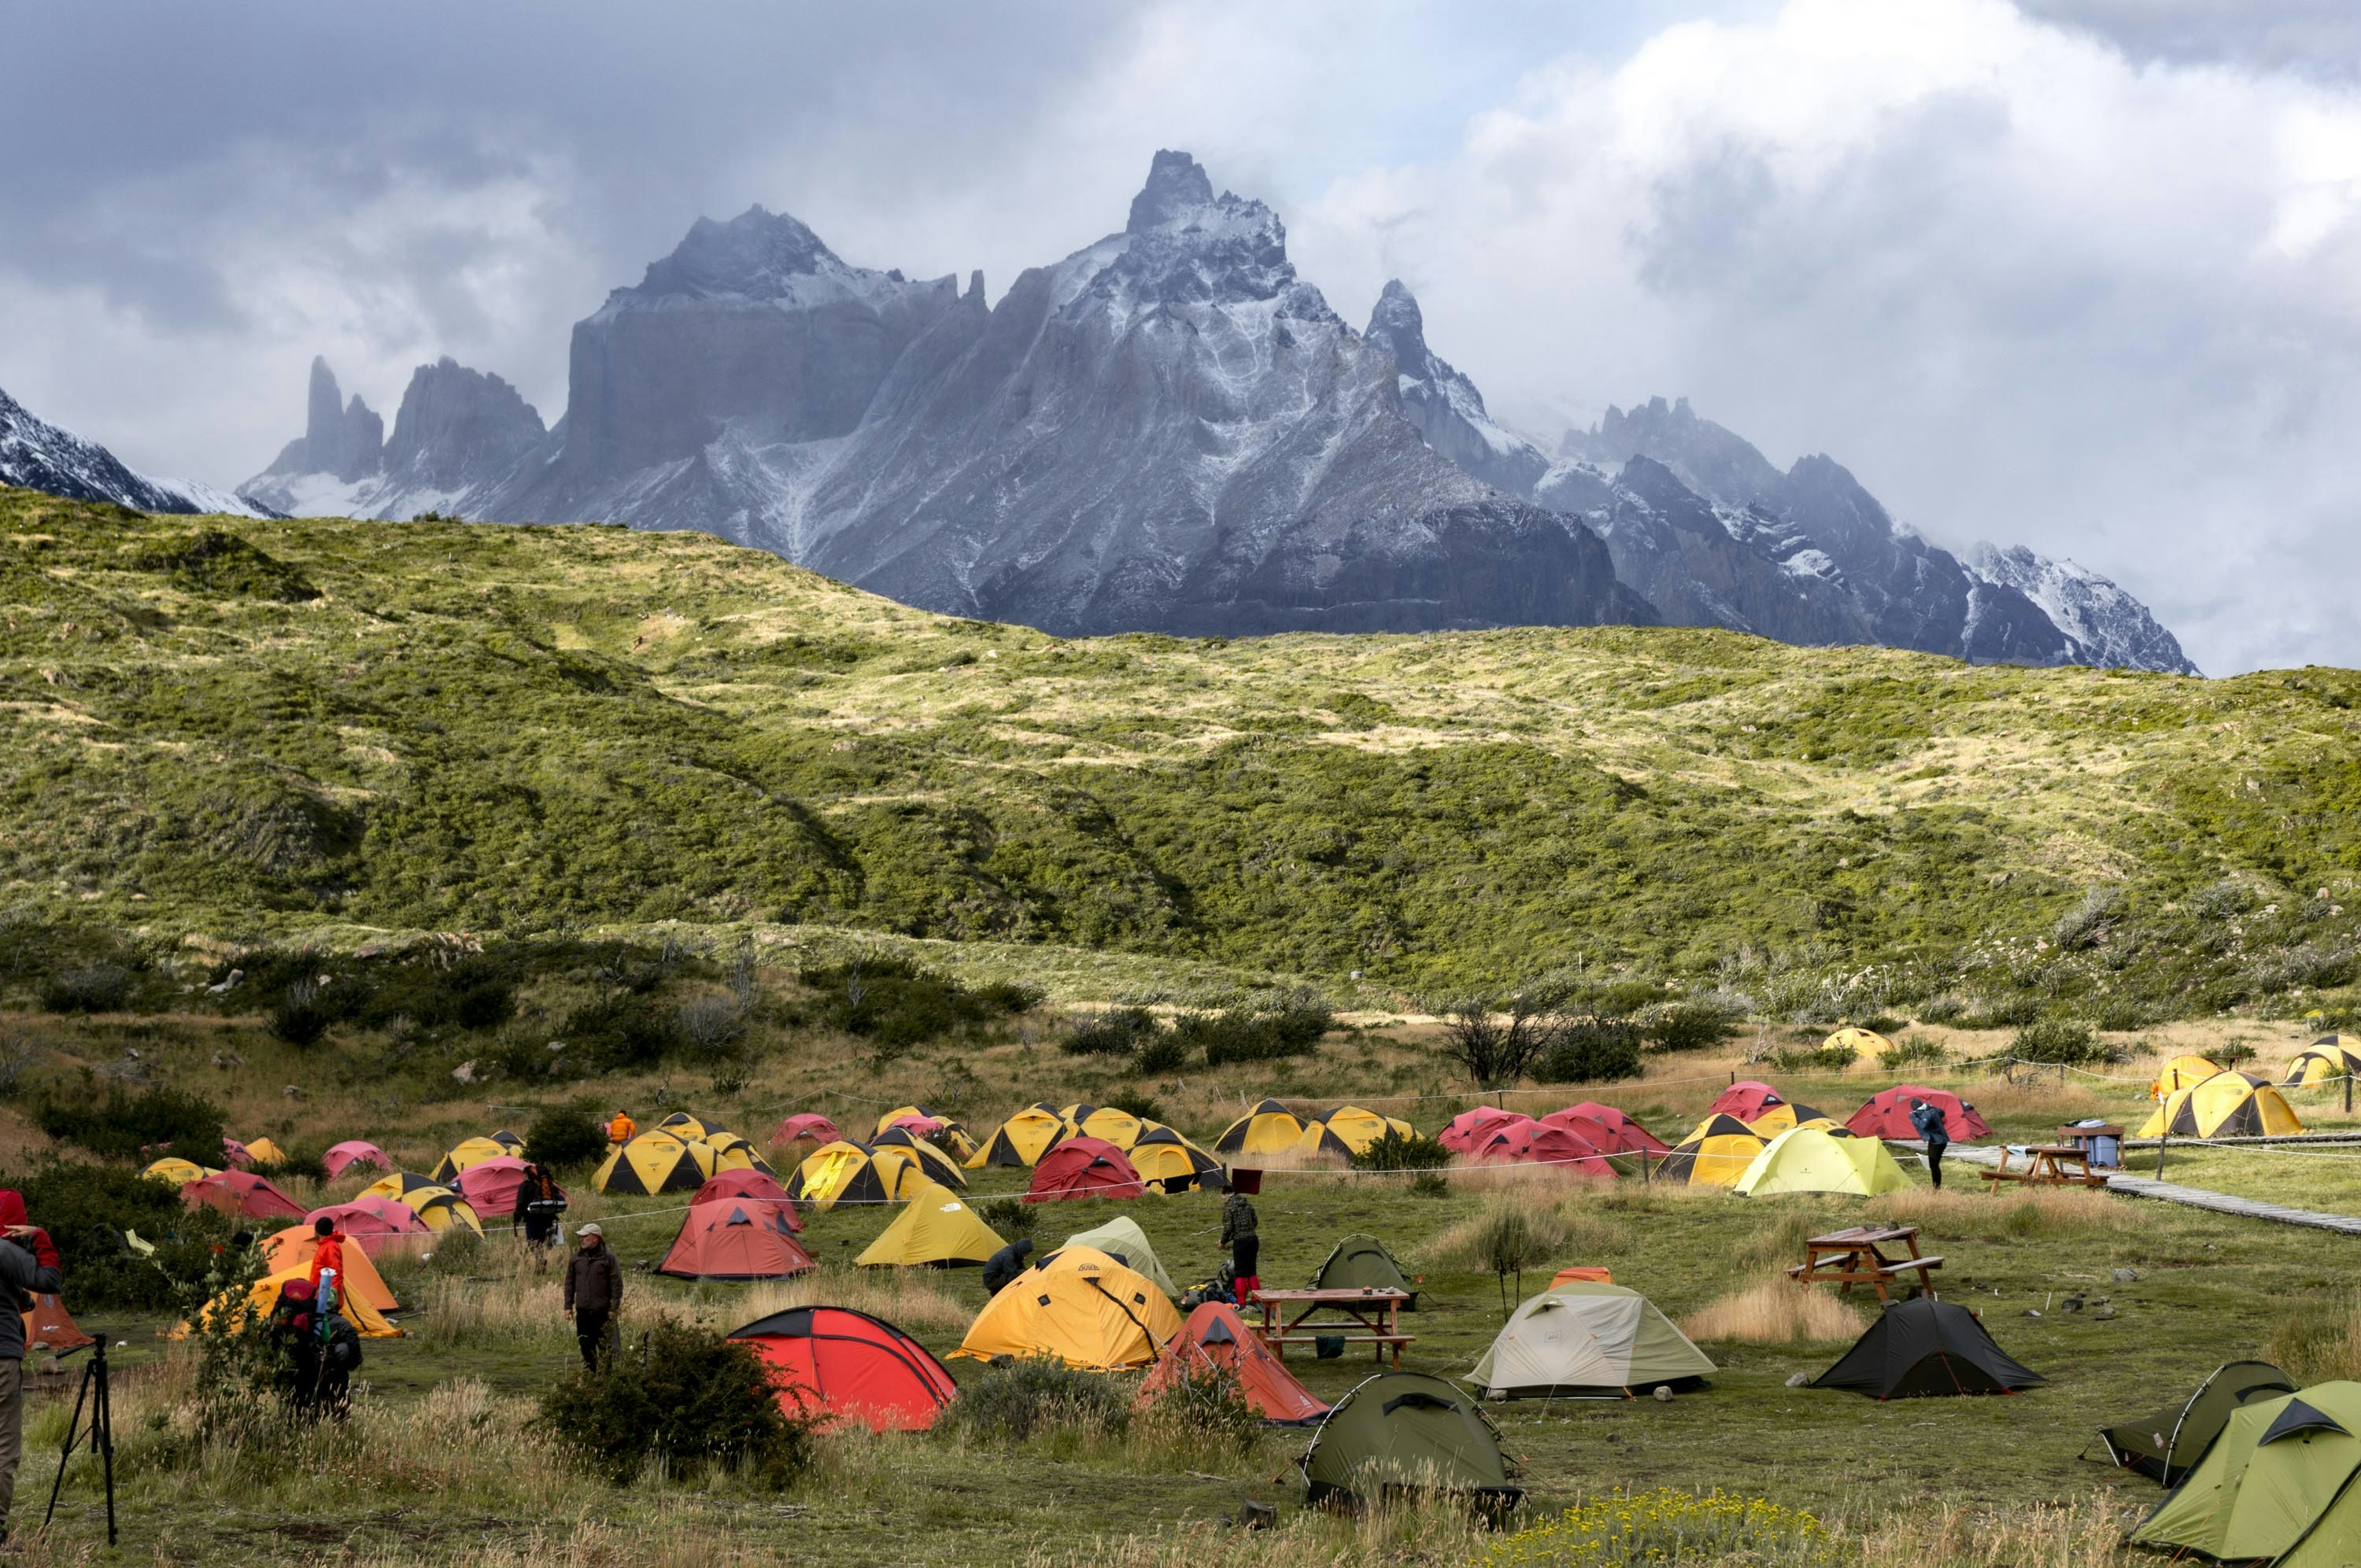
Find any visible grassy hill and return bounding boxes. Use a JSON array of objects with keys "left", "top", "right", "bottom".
[{"left": 7, "top": 483, "right": 2361, "bottom": 1020}]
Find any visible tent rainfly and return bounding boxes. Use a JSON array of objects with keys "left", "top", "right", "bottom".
[
  {"left": 182, "top": 1171, "right": 308, "bottom": 1221},
  {"left": 1439, "top": 1108, "right": 1527, "bottom": 1155},
  {"left": 1300, "top": 1372, "right": 1521, "bottom": 1507},
  {"left": 2152, "top": 1053, "right": 2226, "bottom": 1098},
  {"left": 1541, "top": 1104, "right": 1668, "bottom": 1156},
  {"left": 1138, "top": 1301, "right": 1328, "bottom": 1425},
  {"left": 730, "top": 1306, "right": 959, "bottom": 1432},
  {"left": 2137, "top": 1072, "right": 2305, "bottom": 1139},
  {"left": 1213, "top": 1099, "right": 1309, "bottom": 1157},
  {"left": 1469, "top": 1120, "right": 1614, "bottom": 1179},
  {"left": 1024, "top": 1137, "right": 1145, "bottom": 1204},
  {"left": 770, "top": 1112, "right": 842, "bottom": 1149},
  {"left": 1708, "top": 1081, "right": 1790, "bottom": 1122},
  {"left": 1295, "top": 1106, "right": 1415, "bottom": 1158},
  {"left": 1059, "top": 1216, "right": 1177, "bottom": 1296},
  {"left": 966, "top": 1105, "right": 1068, "bottom": 1168},
  {"left": 867, "top": 1127, "right": 968, "bottom": 1190},
  {"left": 1812, "top": 1298, "right": 2043, "bottom": 1399},
  {"left": 323, "top": 1140, "right": 390, "bottom": 1178},
  {"left": 1846, "top": 1087, "right": 1992, "bottom": 1142},
  {"left": 2128, "top": 1381, "right": 2361, "bottom": 1566},
  {"left": 2099, "top": 1360, "right": 2296, "bottom": 1486},
  {"left": 1825, "top": 1027, "right": 1894, "bottom": 1061},
  {"left": 1468, "top": 1282, "right": 1716, "bottom": 1399},
  {"left": 855, "top": 1182, "right": 1006, "bottom": 1268},
  {"left": 950, "top": 1245, "right": 1180, "bottom": 1371},
  {"left": 1733, "top": 1126, "right": 1912, "bottom": 1198},
  {"left": 593, "top": 1132, "right": 720, "bottom": 1195},
  {"left": 1653, "top": 1115, "right": 1769, "bottom": 1187},
  {"left": 1311, "top": 1234, "right": 1417, "bottom": 1307},
  {"left": 431, "top": 1136, "right": 523, "bottom": 1184},
  {"left": 658, "top": 1201, "right": 817, "bottom": 1281},
  {"left": 1127, "top": 1127, "right": 1225, "bottom": 1195},
  {"left": 785, "top": 1142, "right": 922, "bottom": 1210},
  {"left": 260, "top": 1226, "right": 403, "bottom": 1312},
  {"left": 2285, "top": 1039, "right": 2361, "bottom": 1090}
]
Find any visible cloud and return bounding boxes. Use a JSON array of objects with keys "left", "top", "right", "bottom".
[{"left": 1294, "top": 0, "right": 2361, "bottom": 673}]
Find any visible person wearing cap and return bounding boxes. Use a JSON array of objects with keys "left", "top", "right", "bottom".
[
  {"left": 0, "top": 1190, "right": 62, "bottom": 1546},
  {"left": 563, "top": 1223, "right": 623, "bottom": 1369}
]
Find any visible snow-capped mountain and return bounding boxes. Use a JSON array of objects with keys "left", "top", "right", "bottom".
[
  {"left": 1, "top": 382, "right": 274, "bottom": 518},
  {"left": 236, "top": 149, "right": 2189, "bottom": 669}
]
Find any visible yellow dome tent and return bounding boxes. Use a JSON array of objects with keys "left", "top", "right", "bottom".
[
  {"left": 704, "top": 1133, "right": 777, "bottom": 1176},
  {"left": 870, "top": 1128, "right": 968, "bottom": 1190},
  {"left": 785, "top": 1142, "right": 937, "bottom": 1209},
  {"left": 1825, "top": 1027, "right": 1894, "bottom": 1061},
  {"left": 951, "top": 1245, "right": 1180, "bottom": 1371},
  {"left": 2138, "top": 1072, "right": 2304, "bottom": 1139},
  {"left": 1653, "top": 1115, "right": 1768, "bottom": 1187},
  {"left": 653, "top": 1113, "right": 725, "bottom": 1142},
  {"left": 1128, "top": 1126, "right": 1225, "bottom": 1194},
  {"left": 873, "top": 1105, "right": 980, "bottom": 1162},
  {"left": 431, "top": 1136, "right": 523, "bottom": 1184},
  {"left": 855, "top": 1182, "right": 1006, "bottom": 1268},
  {"left": 1059, "top": 1105, "right": 1147, "bottom": 1149},
  {"left": 140, "top": 1157, "right": 217, "bottom": 1186},
  {"left": 1213, "top": 1099, "right": 1307, "bottom": 1157},
  {"left": 359, "top": 1173, "right": 483, "bottom": 1234},
  {"left": 1295, "top": 1105, "right": 1415, "bottom": 1158},
  {"left": 239, "top": 1137, "right": 291, "bottom": 1167},
  {"left": 2153, "top": 1055, "right": 2225, "bottom": 1098},
  {"left": 1743, "top": 1098, "right": 1829, "bottom": 1136},
  {"left": 966, "top": 1105, "right": 1066, "bottom": 1168},
  {"left": 594, "top": 1132, "right": 719, "bottom": 1195},
  {"left": 1734, "top": 1126, "right": 1912, "bottom": 1197},
  {"left": 260, "top": 1226, "right": 402, "bottom": 1312},
  {"left": 2284, "top": 1038, "right": 2361, "bottom": 1090},
  {"left": 183, "top": 1264, "right": 404, "bottom": 1339}
]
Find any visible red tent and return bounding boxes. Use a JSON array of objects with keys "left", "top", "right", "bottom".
[
  {"left": 693, "top": 1168, "right": 801, "bottom": 1228},
  {"left": 305, "top": 1201, "right": 429, "bottom": 1256},
  {"left": 770, "top": 1113, "right": 841, "bottom": 1149},
  {"left": 1439, "top": 1107, "right": 1528, "bottom": 1154},
  {"left": 1469, "top": 1120, "right": 1615, "bottom": 1179},
  {"left": 1847, "top": 1086, "right": 1992, "bottom": 1142},
  {"left": 658, "top": 1201, "right": 817, "bottom": 1281},
  {"left": 1709, "top": 1080, "right": 1788, "bottom": 1122},
  {"left": 887, "top": 1114, "right": 945, "bottom": 1138},
  {"left": 1023, "top": 1136, "right": 1144, "bottom": 1203},
  {"left": 730, "top": 1305, "right": 958, "bottom": 1432},
  {"left": 324, "top": 1140, "right": 391, "bottom": 1179},
  {"left": 1545, "top": 1103, "right": 1669, "bottom": 1155},
  {"left": 221, "top": 1136, "right": 253, "bottom": 1169},
  {"left": 453, "top": 1156, "right": 534, "bottom": 1217},
  {"left": 182, "top": 1170, "right": 306, "bottom": 1221},
  {"left": 1138, "top": 1301, "right": 1328, "bottom": 1425}
]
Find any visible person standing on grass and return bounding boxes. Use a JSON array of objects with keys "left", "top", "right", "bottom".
[
  {"left": 563, "top": 1223, "right": 623, "bottom": 1370},
  {"left": 512, "top": 1162, "right": 567, "bottom": 1268},
  {"left": 1220, "top": 1186, "right": 1260, "bottom": 1304},
  {"left": 1909, "top": 1098, "right": 1951, "bottom": 1190},
  {"left": 307, "top": 1214, "right": 346, "bottom": 1312},
  {"left": 0, "top": 1191, "right": 62, "bottom": 1549}
]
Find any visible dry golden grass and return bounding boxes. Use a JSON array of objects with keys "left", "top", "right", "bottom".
[
  {"left": 1678, "top": 1275, "right": 1870, "bottom": 1345},
  {"left": 1240, "top": 1143, "right": 1351, "bottom": 1173},
  {"left": 1867, "top": 1184, "right": 2132, "bottom": 1238},
  {"left": 2270, "top": 1289, "right": 2361, "bottom": 1384},
  {"left": 1444, "top": 1159, "right": 1620, "bottom": 1196},
  {"left": 728, "top": 1263, "right": 974, "bottom": 1335}
]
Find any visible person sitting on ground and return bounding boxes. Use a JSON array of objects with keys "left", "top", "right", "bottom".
[
  {"left": 1220, "top": 1187, "right": 1260, "bottom": 1304},
  {"left": 1908, "top": 1098, "right": 1952, "bottom": 1190},
  {"left": 0, "top": 1190, "right": 64, "bottom": 1548},
  {"left": 563, "top": 1223, "right": 623, "bottom": 1371},
  {"left": 512, "top": 1161, "right": 567, "bottom": 1267},
  {"left": 607, "top": 1110, "right": 635, "bottom": 1146},
  {"left": 981, "top": 1237, "right": 1035, "bottom": 1297}
]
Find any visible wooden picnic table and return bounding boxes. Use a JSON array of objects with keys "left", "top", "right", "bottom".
[
  {"left": 1249, "top": 1286, "right": 1413, "bottom": 1367},
  {"left": 1786, "top": 1225, "right": 1942, "bottom": 1304},
  {"left": 1981, "top": 1143, "right": 2112, "bottom": 1189}
]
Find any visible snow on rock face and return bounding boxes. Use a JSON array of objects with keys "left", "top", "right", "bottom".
[
  {"left": 1968, "top": 542, "right": 2199, "bottom": 675},
  {"left": 1365, "top": 280, "right": 1548, "bottom": 496},
  {"left": 1, "top": 382, "right": 275, "bottom": 518}
]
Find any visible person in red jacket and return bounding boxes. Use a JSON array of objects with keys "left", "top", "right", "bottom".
[
  {"left": 306, "top": 1215, "right": 346, "bottom": 1316},
  {"left": 0, "top": 1190, "right": 64, "bottom": 1547}
]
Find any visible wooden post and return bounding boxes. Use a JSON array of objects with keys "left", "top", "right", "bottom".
[{"left": 2156, "top": 1127, "right": 2168, "bottom": 1180}]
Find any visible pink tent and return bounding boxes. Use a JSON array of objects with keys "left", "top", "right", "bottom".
[
  {"left": 221, "top": 1136, "right": 253, "bottom": 1169},
  {"left": 1708, "top": 1080, "right": 1787, "bottom": 1122},
  {"left": 453, "top": 1156, "right": 534, "bottom": 1217},
  {"left": 887, "top": 1114, "right": 945, "bottom": 1139},
  {"left": 324, "top": 1140, "right": 391, "bottom": 1179},
  {"left": 1439, "top": 1107, "right": 1528, "bottom": 1154},
  {"left": 305, "top": 1201, "right": 430, "bottom": 1256},
  {"left": 182, "top": 1170, "right": 307, "bottom": 1220},
  {"left": 1470, "top": 1120, "right": 1616, "bottom": 1179},
  {"left": 1543, "top": 1103, "right": 1669, "bottom": 1156},
  {"left": 1847, "top": 1086, "right": 1991, "bottom": 1142},
  {"left": 770, "top": 1113, "right": 841, "bottom": 1148}
]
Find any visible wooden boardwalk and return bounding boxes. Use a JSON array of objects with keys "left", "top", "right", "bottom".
[{"left": 1935, "top": 1143, "right": 2361, "bottom": 1238}]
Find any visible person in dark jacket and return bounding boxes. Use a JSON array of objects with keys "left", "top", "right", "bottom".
[
  {"left": 512, "top": 1163, "right": 567, "bottom": 1267},
  {"left": 563, "top": 1223, "right": 623, "bottom": 1369},
  {"left": 265, "top": 1277, "right": 324, "bottom": 1413},
  {"left": 1219, "top": 1189, "right": 1260, "bottom": 1304},
  {"left": 981, "top": 1237, "right": 1035, "bottom": 1297},
  {"left": 1908, "top": 1098, "right": 1951, "bottom": 1189},
  {"left": 0, "top": 1190, "right": 63, "bottom": 1545}
]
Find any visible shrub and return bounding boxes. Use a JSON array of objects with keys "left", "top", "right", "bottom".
[
  {"left": 1879, "top": 1033, "right": 1951, "bottom": 1068},
  {"left": 1853, "top": 1013, "right": 1906, "bottom": 1036},
  {"left": 1917, "top": 994, "right": 1970, "bottom": 1025},
  {"left": 1132, "top": 1360, "right": 1262, "bottom": 1462},
  {"left": 973, "top": 980, "right": 1044, "bottom": 1014},
  {"left": 1133, "top": 1032, "right": 1190, "bottom": 1075},
  {"left": 524, "top": 1105, "right": 610, "bottom": 1171},
  {"left": 1351, "top": 1127, "right": 1453, "bottom": 1172},
  {"left": 1483, "top": 1489, "right": 1838, "bottom": 1567},
  {"left": 799, "top": 954, "right": 1019, "bottom": 1051},
  {"left": 35, "top": 1081, "right": 225, "bottom": 1162},
  {"left": 2095, "top": 1000, "right": 2157, "bottom": 1033},
  {"left": 1535, "top": 1020, "right": 1644, "bottom": 1083},
  {"left": 1766, "top": 1044, "right": 1856, "bottom": 1073},
  {"left": 2053, "top": 887, "right": 2126, "bottom": 951},
  {"left": 675, "top": 994, "right": 746, "bottom": 1056},
  {"left": 39, "top": 964, "right": 134, "bottom": 1013},
  {"left": 1103, "top": 1090, "right": 1166, "bottom": 1125},
  {"left": 970, "top": 1195, "right": 1031, "bottom": 1238},
  {"left": 938, "top": 1355, "right": 1129, "bottom": 1444},
  {"left": 1640, "top": 999, "right": 1735, "bottom": 1053},
  {"left": 1174, "top": 996, "right": 1333, "bottom": 1068},
  {"left": 537, "top": 1321, "right": 818, "bottom": 1485},
  {"left": 1063, "top": 1008, "right": 1159, "bottom": 1057},
  {"left": 2010, "top": 1018, "right": 2122, "bottom": 1066},
  {"left": 1432, "top": 985, "right": 1574, "bottom": 1087},
  {"left": 560, "top": 992, "right": 683, "bottom": 1071},
  {"left": 269, "top": 980, "right": 334, "bottom": 1046},
  {"left": 2, "top": 1160, "right": 194, "bottom": 1309}
]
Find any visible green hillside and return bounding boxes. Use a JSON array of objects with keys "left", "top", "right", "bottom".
[{"left": 6, "top": 484, "right": 2360, "bottom": 1017}]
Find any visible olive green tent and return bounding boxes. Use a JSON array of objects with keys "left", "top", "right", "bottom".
[
  {"left": 1300, "top": 1371, "right": 1520, "bottom": 1507},
  {"left": 2130, "top": 1382, "right": 2361, "bottom": 1562},
  {"left": 1312, "top": 1233, "right": 1417, "bottom": 1309},
  {"left": 1060, "top": 1216, "right": 1177, "bottom": 1297},
  {"left": 2100, "top": 1360, "right": 2295, "bottom": 1486},
  {"left": 1467, "top": 1282, "right": 1716, "bottom": 1400}
]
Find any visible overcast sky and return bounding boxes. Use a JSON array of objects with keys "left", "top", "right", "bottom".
[{"left": 3, "top": 0, "right": 2356, "bottom": 674}]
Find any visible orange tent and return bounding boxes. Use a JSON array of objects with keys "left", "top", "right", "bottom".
[
  {"left": 22, "top": 1293, "right": 93, "bottom": 1354},
  {"left": 658, "top": 1201, "right": 818, "bottom": 1281},
  {"left": 260, "top": 1226, "right": 402, "bottom": 1312},
  {"left": 1138, "top": 1301, "right": 1328, "bottom": 1426}
]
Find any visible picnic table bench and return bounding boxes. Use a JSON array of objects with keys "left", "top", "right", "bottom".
[
  {"left": 1979, "top": 1143, "right": 2112, "bottom": 1189},
  {"left": 1786, "top": 1225, "right": 1942, "bottom": 1304},
  {"left": 1249, "top": 1286, "right": 1413, "bottom": 1367}
]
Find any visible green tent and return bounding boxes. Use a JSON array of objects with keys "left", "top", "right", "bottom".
[
  {"left": 1301, "top": 1371, "right": 1520, "bottom": 1507},
  {"left": 2130, "top": 1382, "right": 2361, "bottom": 1562},
  {"left": 2100, "top": 1360, "right": 2295, "bottom": 1486},
  {"left": 1060, "top": 1216, "right": 1177, "bottom": 1297},
  {"left": 1468, "top": 1282, "right": 1716, "bottom": 1400},
  {"left": 1312, "top": 1233, "right": 1417, "bottom": 1309}
]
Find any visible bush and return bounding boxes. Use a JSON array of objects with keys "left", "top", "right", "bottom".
[
  {"left": 1879, "top": 1033, "right": 1951, "bottom": 1068},
  {"left": 525, "top": 1105, "right": 611, "bottom": 1171},
  {"left": 1134, "top": 1360, "right": 1262, "bottom": 1460},
  {"left": 1535, "top": 1020, "right": 1644, "bottom": 1083},
  {"left": 2010, "top": 1018, "right": 2123, "bottom": 1066},
  {"left": 39, "top": 964, "right": 134, "bottom": 1013},
  {"left": 1134, "top": 1032, "right": 1190, "bottom": 1075},
  {"left": 1062, "top": 1008, "right": 1159, "bottom": 1057},
  {"left": 970, "top": 1195, "right": 1031, "bottom": 1238},
  {"left": 1917, "top": 994, "right": 1970, "bottom": 1025},
  {"left": 269, "top": 980, "right": 333, "bottom": 1046},
  {"left": 560, "top": 993, "right": 683, "bottom": 1071},
  {"left": 938, "top": 1355, "right": 1129, "bottom": 1444},
  {"left": 675, "top": 994, "right": 746, "bottom": 1056},
  {"left": 1350, "top": 1127, "right": 1452, "bottom": 1172},
  {"left": 1178, "top": 998, "right": 1334, "bottom": 1068},
  {"left": 799, "top": 954, "right": 1021, "bottom": 1052},
  {"left": 1766, "top": 1044, "right": 1857, "bottom": 1073},
  {"left": 35, "top": 1081, "right": 225, "bottom": 1162},
  {"left": 1964, "top": 994, "right": 2044, "bottom": 1028},
  {"left": 1640, "top": 1000, "right": 1735, "bottom": 1053},
  {"left": 2, "top": 1160, "right": 194, "bottom": 1309},
  {"left": 537, "top": 1321, "right": 818, "bottom": 1485}
]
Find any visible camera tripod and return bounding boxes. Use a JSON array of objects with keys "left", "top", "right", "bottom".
[{"left": 42, "top": 1335, "right": 116, "bottom": 1546}]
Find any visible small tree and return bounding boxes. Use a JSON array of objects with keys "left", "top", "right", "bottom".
[
  {"left": 1435, "top": 983, "right": 1575, "bottom": 1088},
  {"left": 1476, "top": 1205, "right": 1551, "bottom": 1317}
]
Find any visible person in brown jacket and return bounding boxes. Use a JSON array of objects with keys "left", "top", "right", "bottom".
[{"left": 561, "top": 1223, "right": 623, "bottom": 1370}]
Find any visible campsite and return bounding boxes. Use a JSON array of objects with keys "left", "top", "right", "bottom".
[{"left": 6, "top": 952, "right": 2361, "bottom": 1566}]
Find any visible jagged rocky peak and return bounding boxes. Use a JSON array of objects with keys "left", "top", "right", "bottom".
[
  {"left": 1099, "top": 149, "right": 1296, "bottom": 309},
  {"left": 1968, "top": 542, "right": 2199, "bottom": 675},
  {"left": 1363, "top": 279, "right": 1546, "bottom": 496},
  {"left": 294, "top": 357, "right": 383, "bottom": 483},
  {"left": 1562, "top": 394, "right": 1783, "bottom": 508},
  {"left": 1126, "top": 149, "right": 1217, "bottom": 233},
  {"left": 634, "top": 204, "right": 841, "bottom": 303},
  {"left": 1363, "top": 279, "right": 1430, "bottom": 370},
  {"left": 382, "top": 357, "right": 548, "bottom": 487}
]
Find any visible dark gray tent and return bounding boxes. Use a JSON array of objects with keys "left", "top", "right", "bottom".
[
  {"left": 1311, "top": 1233, "right": 1417, "bottom": 1309},
  {"left": 1812, "top": 1298, "right": 2043, "bottom": 1400},
  {"left": 1300, "top": 1371, "right": 1520, "bottom": 1508},
  {"left": 2101, "top": 1361, "right": 2296, "bottom": 1485}
]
